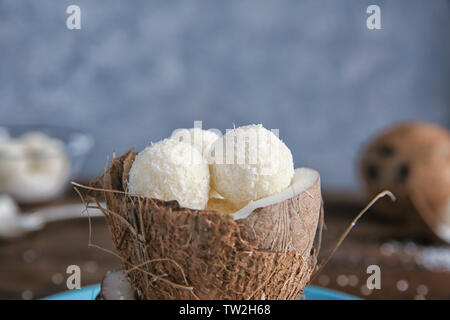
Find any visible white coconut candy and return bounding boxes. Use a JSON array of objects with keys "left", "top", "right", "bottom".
[
  {"left": 0, "top": 194, "right": 20, "bottom": 237},
  {"left": 0, "top": 132, "right": 70, "bottom": 203},
  {"left": 128, "top": 138, "right": 210, "bottom": 210},
  {"left": 209, "top": 124, "right": 294, "bottom": 206},
  {"left": 171, "top": 127, "right": 221, "bottom": 158}
]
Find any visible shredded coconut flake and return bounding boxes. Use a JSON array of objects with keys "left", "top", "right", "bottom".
[{"left": 128, "top": 139, "right": 210, "bottom": 210}]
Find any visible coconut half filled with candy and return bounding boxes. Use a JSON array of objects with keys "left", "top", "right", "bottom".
[{"left": 82, "top": 124, "right": 323, "bottom": 299}]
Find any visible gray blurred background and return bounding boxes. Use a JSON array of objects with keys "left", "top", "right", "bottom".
[{"left": 0, "top": 0, "right": 448, "bottom": 188}]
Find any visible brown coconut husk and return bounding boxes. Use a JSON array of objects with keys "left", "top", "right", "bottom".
[
  {"left": 407, "top": 146, "right": 450, "bottom": 244},
  {"left": 359, "top": 121, "right": 450, "bottom": 226},
  {"left": 79, "top": 150, "right": 323, "bottom": 300},
  {"left": 235, "top": 175, "right": 322, "bottom": 255}
]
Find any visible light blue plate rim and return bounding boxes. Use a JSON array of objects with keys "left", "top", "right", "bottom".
[{"left": 43, "top": 284, "right": 360, "bottom": 300}]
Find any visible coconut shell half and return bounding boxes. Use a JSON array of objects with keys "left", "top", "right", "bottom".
[
  {"left": 98, "top": 151, "right": 322, "bottom": 300},
  {"left": 359, "top": 121, "right": 449, "bottom": 221},
  {"left": 359, "top": 121, "right": 450, "bottom": 241},
  {"left": 234, "top": 168, "right": 322, "bottom": 255},
  {"left": 407, "top": 147, "right": 450, "bottom": 244}
]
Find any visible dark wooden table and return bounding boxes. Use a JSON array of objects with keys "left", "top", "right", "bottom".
[{"left": 0, "top": 191, "right": 449, "bottom": 300}]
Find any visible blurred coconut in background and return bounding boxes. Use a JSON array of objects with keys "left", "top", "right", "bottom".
[{"left": 359, "top": 121, "right": 450, "bottom": 243}]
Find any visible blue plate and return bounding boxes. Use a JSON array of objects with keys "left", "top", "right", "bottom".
[
  {"left": 303, "top": 286, "right": 360, "bottom": 300},
  {"left": 44, "top": 285, "right": 359, "bottom": 300}
]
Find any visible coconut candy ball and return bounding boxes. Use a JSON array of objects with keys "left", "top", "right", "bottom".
[
  {"left": 171, "top": 128, "right": 223, "bottom": 199},
  {"left": 128, "top": 138, "right": 210, "bottom": 210},
  {"left": 171, "top": 128, "right": 221, "bottom": 158},
  {"left": 209, "top": 124, "right": 294, "bottom": 206}
]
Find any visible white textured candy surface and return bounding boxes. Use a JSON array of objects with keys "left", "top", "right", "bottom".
[
  {"left": 0, "top": 132, "right": 70, "bottom": 203},
  {"left": 128, "top": 138, "right": 210, "bottom": 210},
  {"left": 171, "top": 128, "right": 220, "bottom": 158},
  {"left": 210, "top": 124, "right": 294, "bottom": 206}
]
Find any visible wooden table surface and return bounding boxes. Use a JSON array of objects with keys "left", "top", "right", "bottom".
[{"left": 0, "top": 190, "right": 449, "bottom": 300}]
